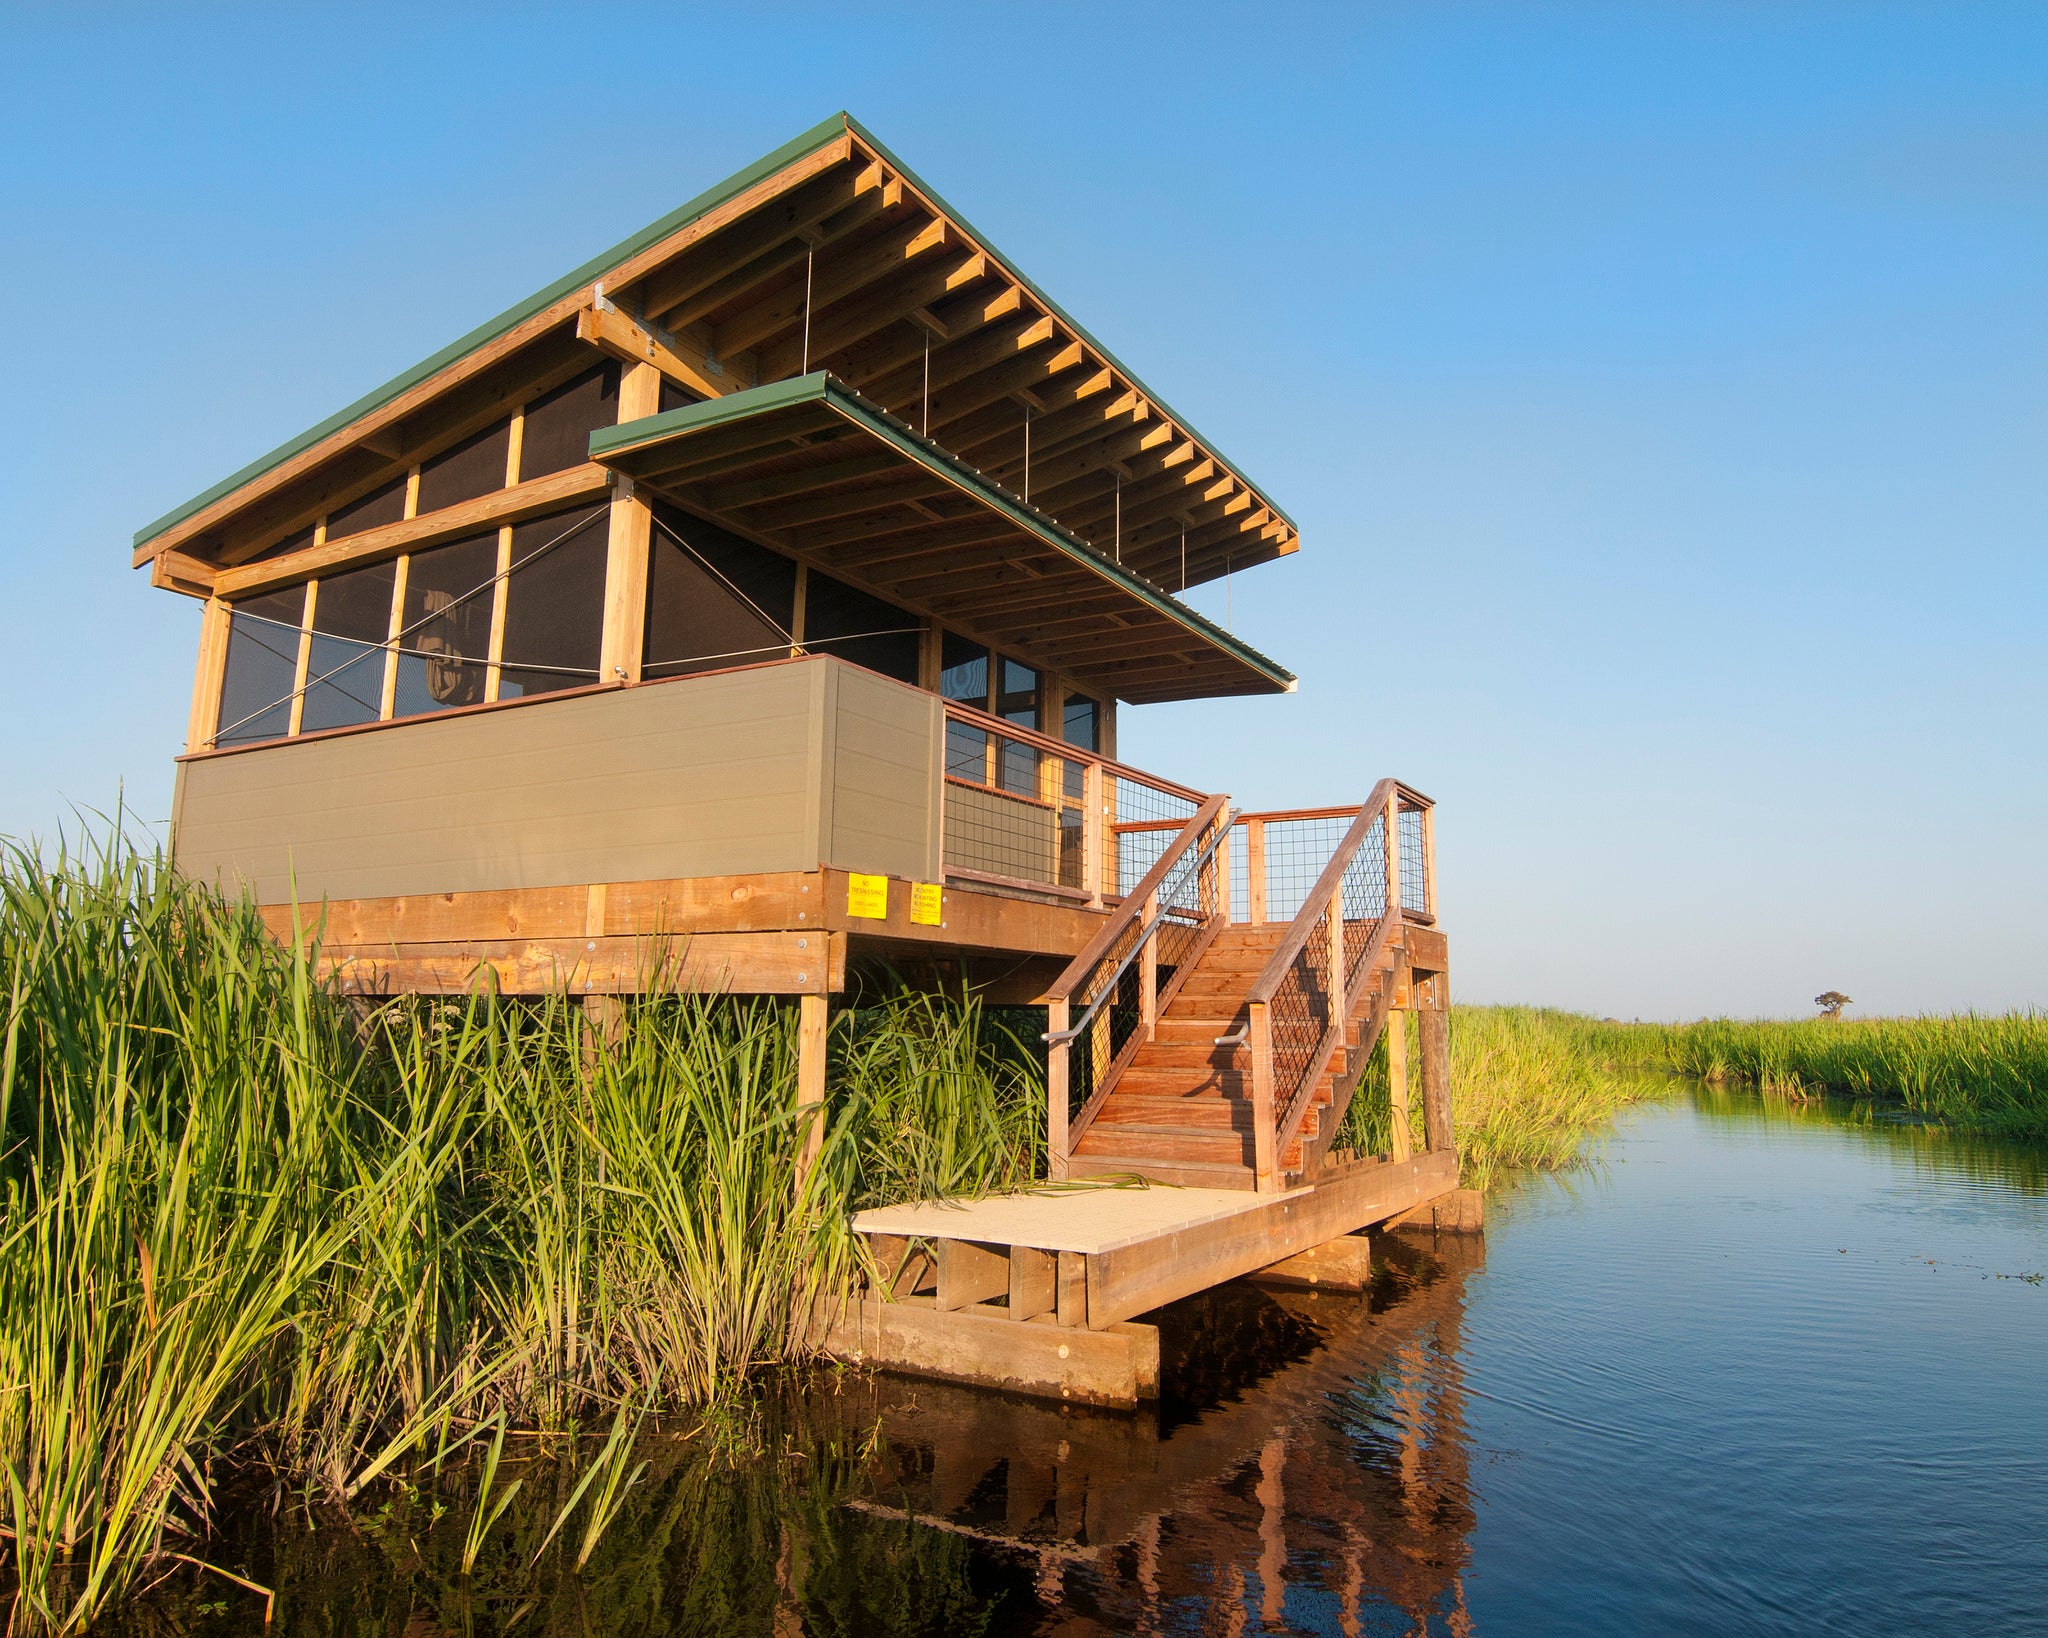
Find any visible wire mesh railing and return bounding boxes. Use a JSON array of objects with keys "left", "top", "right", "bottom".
[
  {"left": 1238, "top": 783, "right": 1435, "bottom": 1190},
  {"left": 939, "top": 700, "right": 1204, "bottom": 901}
]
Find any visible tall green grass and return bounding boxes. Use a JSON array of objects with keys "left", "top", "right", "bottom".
[
  {"left": 1340, "top": 1006, "right": 1671, "bottom": 1194},
  {"left": 1599, "top": 1013, "right": 2048, "bottom": 1139},
  {"left": 0, "top": 829, "right": 1040, "bottom": 1632}
]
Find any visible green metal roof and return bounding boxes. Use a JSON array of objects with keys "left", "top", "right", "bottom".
[
  {"left": 590, "top": 372, "right": 1296, "bottom": 696},
  {"left": 135, "top": 111, "right": 1296, "bottom": 557}
]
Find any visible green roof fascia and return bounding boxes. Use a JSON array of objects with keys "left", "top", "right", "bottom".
[
  {"left": 133, "top": 113, "right": 855, "bottom": 552},
  {"left": 838, "top": 113, "right": 1299, "bottom": 538},
  {"left": 591, "top": 372, "right": 1297, "bottom": 693}
]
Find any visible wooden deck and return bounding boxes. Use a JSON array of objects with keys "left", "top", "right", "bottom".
[{"left": 818, "top": 1149, "right": 1465, "bottom": 1406}]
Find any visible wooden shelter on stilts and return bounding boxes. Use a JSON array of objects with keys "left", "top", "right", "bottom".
[{"left": 136, "top": 113, "right": 1476, "bottom": 1407}]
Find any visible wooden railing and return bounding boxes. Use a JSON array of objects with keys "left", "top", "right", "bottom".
[
  {"left": 1039, "top": 794, "right": 1233, "bottom": 1180},
  {"left": 938, "top": 698, "right": 1208, "bottom": 904},
  {"left": 1235, "top": 780, "right": 1436, "bottom": 1191}
]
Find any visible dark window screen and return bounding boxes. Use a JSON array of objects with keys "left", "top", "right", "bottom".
[
  {"left": 802, "top": 572, "right": 921, "bottom": 684},
  {"left": 940, "top": 632, "right": 991, "bottom": 781},
  {"left": 393, "top": 532, "right": 498, "bottom": 718},
  {"left": 250, "top": 523, "right": 317, "bottom": 564},
  {"left": 658, "top": 378, "right": 701, "bottom": 415},
  {"left": 215, "top": 585, "right": 304, "bottom": 747},
  {"left": 1061, "top": 695, "right": 1098, "bottom": 801},
  {"left": 301, "top": 560, "right": 395, "bottom": 733},
  {"left": 939, "top": 631, "right": 989, "bottom": 708},
  {"left": 995, "top": 657, "right": 1040, "bottom": 795},
  {"left": 499, "top": 504, "right": 608, "bottom": 698},
  {"left": 325, "top": 475, "right": 408, "bottom": 541},
  {"left": 518, "top": 365, "right": 619, "bottom": 480},
  {"left": 643, "top": 508, "right": 795, "bottom": 679},
  {"left": 1063, "top": 695, "right": 1100, "bottom": 752},
  {"left": 417, "top": 420, "right": 511, "bottom": 513}
]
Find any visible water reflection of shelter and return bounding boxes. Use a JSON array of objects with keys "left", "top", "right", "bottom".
[{"left": 848, "top": 1230, "right": 1483, "bottom": 1635}]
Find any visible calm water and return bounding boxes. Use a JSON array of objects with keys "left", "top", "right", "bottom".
[{"left": 210, "top": 1089, "right": 2048, "bottom": 1637}]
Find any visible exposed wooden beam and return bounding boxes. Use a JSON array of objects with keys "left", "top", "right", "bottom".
[
  {"left": 689, "top": 448, "right": 904, "bottom": 511},
  {"left": 214, "top": 464, "right": 611, "bottom": 599},
  {"left": 209, "top": 341, "right": 596, "bottom": 569},
  {"left": 635, "top": 163, "right": 900, "bottom": 327},
  {"left": 136, "top": 137, "right": 858, "bottom": 568},
  {"left": 712, "top": 214, "right": 952, "bottom": 360},
  {"left": 576, "top": 302, "right": 729, "bottom": 400}
]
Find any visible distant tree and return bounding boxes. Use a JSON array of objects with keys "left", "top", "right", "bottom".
[{"left": 1814, "top": 990, "right": 1852, "bottom": 1021}]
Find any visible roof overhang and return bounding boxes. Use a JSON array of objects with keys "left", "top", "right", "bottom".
[
  {"left": 590, "top": 374, "right": 1294, "bottom": 706},
  {"left": 131, "top": 113, "right": 1300, "bottom": 597}
]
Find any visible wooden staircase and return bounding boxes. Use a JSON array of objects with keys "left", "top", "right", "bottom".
[{"left": 1068, "top": 925, "right": 1395, "bottom": 1190}]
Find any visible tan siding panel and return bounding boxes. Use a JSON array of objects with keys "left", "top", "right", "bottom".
[
  {"left": 172, "top": 664, "right": 820, "bottom": 903},
  {"left": 824, "top": 666, "right": 941, "bottom": 881}
]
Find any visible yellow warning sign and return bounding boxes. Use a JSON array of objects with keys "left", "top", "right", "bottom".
[
  {"left": 909, "top": 882, "right": 943, "bottom": 926},
  {"left": 846, "top": 873, "right": 889, "bottom": 920}
]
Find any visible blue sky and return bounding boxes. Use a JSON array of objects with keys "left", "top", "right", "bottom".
[{"left": 1, "top": 4, "right": 2040, "bottom": 1017}]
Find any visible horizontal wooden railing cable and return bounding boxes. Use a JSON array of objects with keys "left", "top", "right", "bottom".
[
  {"left": 1039, "top": 793, "right": 1232, "bottom": 1179},
  {"left": 1231, "top": 780, "right": 1436, "bottom": 1191}
]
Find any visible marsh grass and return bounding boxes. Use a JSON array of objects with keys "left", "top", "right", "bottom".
[
  {"left": 0, "top": 829, "right": 1039, "bottom": 1632},
  {"left": 1600, "top": 1013, "right": 2048, "bottom": 1139},
  {"left": 1340, "top": 1006, "right": 1671, "bottom": 1194}
]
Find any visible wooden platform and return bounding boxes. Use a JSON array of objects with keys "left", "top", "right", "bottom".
[
  {"left": 822, "top": 1148, "right": 1462, "bottom": 1405},
  {"left": 854, "top": 1181, "right": 1284, "bottom": 1254}
]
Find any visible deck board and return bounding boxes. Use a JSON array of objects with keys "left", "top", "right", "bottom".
[{"left": 851, "top": 1182, "right": 1302, "bottom": 1255}]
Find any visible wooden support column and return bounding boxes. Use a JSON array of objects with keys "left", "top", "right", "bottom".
[
  {"left": 1326, "top": 885, "right": 1346, "bottom": 1030},
  {"left": 1214, "top": 820, "right": 1233, "bottom": 924},
  {"left": 1386, "top": 962, "right": 1411, "bottom": 1164},
  {"left": 797, "top": 991, "right": 829, "bottom": 1188},
  {"left": 1139, "top": 890, "right": 1160, "bottom": 1040},
  {"left": 185, "top": 596, "right": 232, "bottom": 755},
  {"left": 599, "top": 362, "right": 659, "bottom": 687},
  {"left": 1246, "top": 817, "right": 1268, "bottom": 925},
  {"left": 1420, "top": 800, "right": 1438, "bottom": 920},
  {"left": 1249, "top": 999, "right": 1279, "bottom": 1192},
  {"left": 1080, "top": 762, "right": 1105, "bottom": 908},
  {"left": 1420, "top": 972, "right": 1455, "bottom": 1156},
  {"left": 1046, "top": 997, "right": 1070, "bottom": 1182}
]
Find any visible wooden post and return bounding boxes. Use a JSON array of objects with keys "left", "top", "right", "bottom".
[
  {"left": 1249, "top": 1000, "right": 1278, "bottom": 1192},
  {"left": 1383, "top": 792, "right": 1402, "bottom": 926},
  {"left": 1325, "top": 885, "right": 1347, "bottom": 1064},
  {"left": 1080, "top": 761, "right": 1105, "bottom": 908},
  {"left": 796, "top": 991, "right": 829, "bottom": 1190},
  {"left": 379, "top": 554, "right": 408, "bottom": 720},
  {"left": 1246, "top": 816, "right": 1268, "bottom": 925},
  {"left": 1386, "top": 961, "right": 1411, "bottom": 1163},
  {"left": 1214, "top": 820, "right": 1234, "bottom": 925},
  {"left": 1046, "top": 998, "right": 1070, "bottom": 1181},
  {"left": 1140, "top": 890, "right": 1160, "bottom": 1040},
  {"left": 1420, "top": 800, "right": 1437, "bottom": 921},
  {"left": 599, "top": 363, "right": 659, "bottom": 687},
  {"left": 484, "top": 524, "right": 512, "bottom": 703},
  {"left": 286, "top": 582, "right": 316, "bottom": 736},
  {"left": 185, "top": 596, "right": 232, "bottom": 754},
  {"left": 1420, "top": 973, "right": 1454, "bottom": 1156}
]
